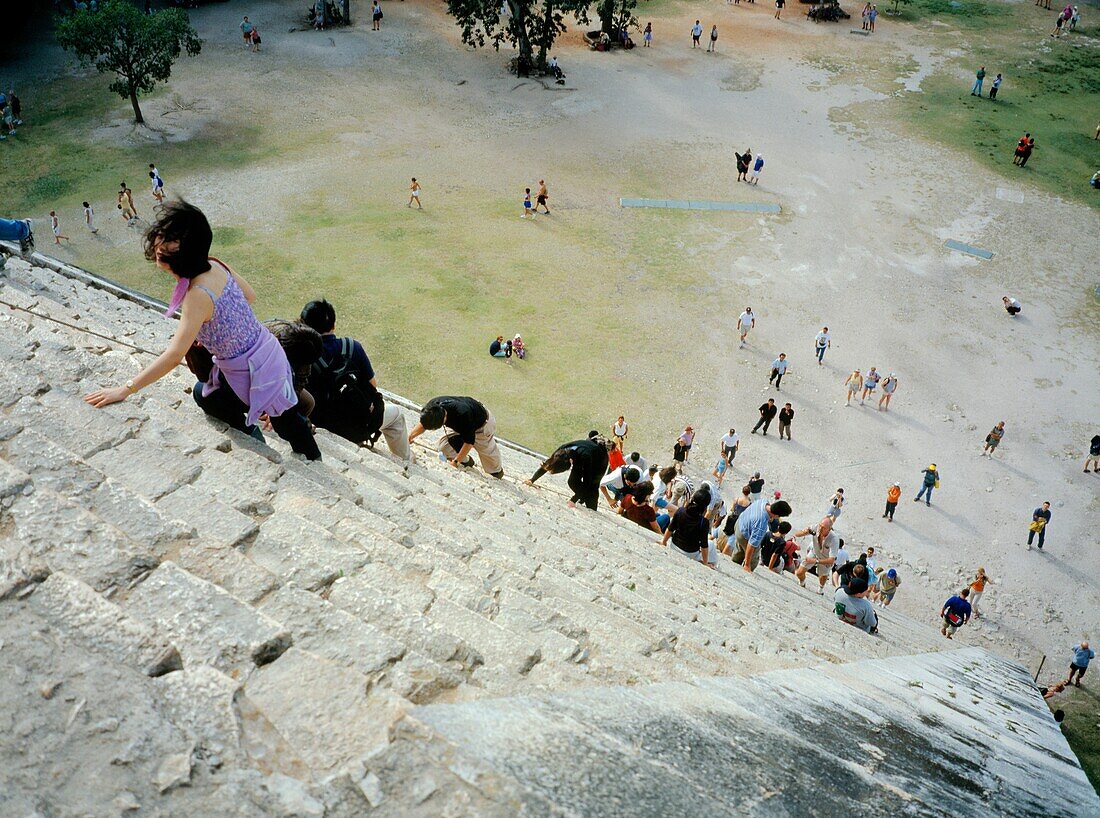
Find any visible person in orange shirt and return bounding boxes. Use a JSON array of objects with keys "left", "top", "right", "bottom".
[
  {"left": 882, "top": 482, "right": 901, "bottom": 521},
  {"left": 969, "top": 568, "right": 993, "bottom": 618}
]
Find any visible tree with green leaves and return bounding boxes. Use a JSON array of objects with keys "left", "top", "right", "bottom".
[
  {"left": 595, "top": 0, "right": 636, "bottom": 36},
  {"left": 447, "top": 0, "right": 588, "bottom": 75},
  {"left": 56, "top": 1, "right": 201, "bottom": 125}
]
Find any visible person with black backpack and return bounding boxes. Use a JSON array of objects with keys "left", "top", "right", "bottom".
[{"left": 300, "top": 299, "right": 410, "bottom": 462}]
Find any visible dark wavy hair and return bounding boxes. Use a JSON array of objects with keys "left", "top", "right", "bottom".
[{"left": 143, "top": 200, "right": 213, "bottom": 278}]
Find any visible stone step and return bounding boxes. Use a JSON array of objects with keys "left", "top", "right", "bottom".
[
  {"left": 4, "top": 485, "right": 159, "bottom": 593},
  {"left": 27, "top": 571, "right": 182, "bottom": 676},
  {"left": 9, "top": 391, "right": 138, "bottom": 459},
  {"left": 246, "top": 511, "right": 370, "bottom": 592},
  {"left": 427, "top": 598, "right": 542, "bottom": 679},
  {"left": 258, "top": 586, "right": 406, "bottom": 678},
  {"left": 243, "top": 647, "right": 405, "bottom": 774},
  {"left": 326, "top": 574, "right": 477, "bottom": 670},
  {"left": 155, "top": 484, "right": 258, "bottom": 549},
  {"left": 192, "top": 446, "right": 284, "bottom": 517},
  {"left": 125, "top": 561, "right": 291, "bottom": 675},
  {"left": 87, "top": 437, "right": 203, "bottom": 503}
]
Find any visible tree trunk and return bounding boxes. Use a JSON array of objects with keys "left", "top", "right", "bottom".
[
  {"left": 535, "top": 0, "right": 553, "bottom": 71},
  {"left": 599, "top": 0, "right": 614, "bottom": 34},
  {"left": 129, "top": 89, "right": 144, "bottom": 125}
]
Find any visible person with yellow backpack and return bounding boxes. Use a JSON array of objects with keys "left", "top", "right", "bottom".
[
  {"left": 1027, "top": 502, "right": 1051, "bottom": 551},
  {"left": 914, "top": 464, "right": 939, "bottom": 506}
]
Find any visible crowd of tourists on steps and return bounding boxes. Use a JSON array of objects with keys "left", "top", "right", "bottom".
[{"left": 71, "top": 202, "right": 1087, "bottom": 648}]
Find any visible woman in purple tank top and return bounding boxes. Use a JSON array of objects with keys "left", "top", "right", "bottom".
[{"left": 84, "top": 201, "right": 320, "bottom": 460}]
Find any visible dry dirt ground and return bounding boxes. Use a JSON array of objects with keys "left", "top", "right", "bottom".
[{"left": 5, "top": 0, "right": 1098, "bottom": 677}]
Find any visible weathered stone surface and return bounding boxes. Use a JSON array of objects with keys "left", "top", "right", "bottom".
[
  {"left": 244, "top": 648, "right": 404, "bottom": 774},
  {"left": 155, "top": 665, "right": 243, "bottom": 765},
  {"left": 29, "top": 572, "right": 181, "bottom": 676},
  {"left": 156, "top": 484, "right": 258, "bottom": 548},
  {"left": 398, "top": 648, "right": 1100, "bottom": 817},
  {"left": 192, "top": 447, "right": 282, "bottom": 515},
  {"left": 6, "top": 487, "right": 159, "bottom": 592},
  {"left": 0, "top": 458, "right": 32, "bottom": 500},
  {"left": 247, "top": 511, "right": 369, "bottom": 591},
  {"left": 126, "top": 562, "right": 291, "bottom": 674},
  {"left": 170, "top": 538, "right": 280, "bottom": 606},
  {"left": 9, "top": 391, "right": 139, "bottom": 458},
  {"left": 88, "top": 438, "right": 203, "bottom": 502},
  {"left": 258, "top": 586, "right": 405, "bottom": 677}
]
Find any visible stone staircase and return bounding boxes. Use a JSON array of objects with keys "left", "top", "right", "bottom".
[{"left": 0, "top": 256, "right": 1093, "bottom": 816}]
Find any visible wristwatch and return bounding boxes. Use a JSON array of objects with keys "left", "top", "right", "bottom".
[{"left": 125, "top": 379, "right": 138, "bottom": 393}]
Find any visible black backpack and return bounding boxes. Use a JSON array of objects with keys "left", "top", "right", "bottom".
[{"left": 312, "top": 338, "right": 386, "bottom": 447}]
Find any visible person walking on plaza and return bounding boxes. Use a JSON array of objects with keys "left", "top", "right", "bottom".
[
  {"left": 775, "top": 0, "right": 784, "bottom": 19},
  {"left": 971, "top": 65, "right": 986, "bottom": 96},
  {"left": 752, "top": 398, "right": 778, "bottom": 435},
  {"left": 643, "top": 21, "right": 652, "bottom": 46},
  {"left": 83, "top": 201, "right": 320, "bottom": 460},
  {"left": 691, "top": 20, "right": 702, "bottom": 48},
  {"left": 968, "top": 568, "right": 993, "bottom": 618},
  {"left": 982, "top": 421, "right": 1006, "bottom": 457},
  {"left": 720, "top": 427, "right": 740, "bottom": 466},
  {"left": 522, "top": 188, "right": 534, "bottom": 218},
  {"left": 240, "top": 16, "right": 257, "bottom": 48},
  {"left": 150, "top": 168, "right": 165, "bottom": 204},
  {"left": 736, "top": 148, "right": 752, "bottom": 182},
  {"left": 0, "top": 217, "right": 35, "bottom": 258},
  {"left": 814, "top": 326, "right": 830, "bottom": 364},
  {"left": 941, "top": 588, "right": 972, "bottom": 639},
  {"left": 769, "top": 353, "right": 789, "bottom": 389},
  {"left": 526, "top": 433, "right": 611, "bottom": 510},
  {"left": 1026, "top": 501, "right": 1051, "bottom": 550},
  {"left": 1065, "top": 642, "right": 1094, "bottom": 687},
  {"left": 299, "top": 298, "right": 411, "bottom": 463},
  {"left": 1085, "top": 434, "right": 1100, "bottom": 473},
  {"left": 535, "top": 180, "right": 550, "bottom": 214},
  {"left": 878, "top": 373, "right": 897, "bottom": 411},
  {"left": 409, "top": 395, "right": 504, "bottom": 478},
  {"left": 49, "top": 211, "right": 69, "bottom": 245},
  {"left": 738, "top": 306, "right": 755, "bottom": 347},
  {"left": 408, "top": 178, "right": 422, "bottom": 209},
  {"left": 914, "top": 464, "right": 939, "bottom": 506},
  {"left": 611, "top": 415, "right": 629, "bottom": 447},
  {"left": 673, "top": 426, "right": 695, "bottom": 466},
  {"left": 750, "top": 153, "right": 764, "bottom": 185},
  {"left": 777, "top": 402, "right": 793, "bottom": 440},
  {"left": 844, "top": 368, "right": 863, "bottom": 406},
  {"left": 82, "top": 202, "right": 98, "bottom": 235},
  {"left": 860, "top": 366, "right": 880, "bottom": 405},
  {"left": 708, "top": 24, "right": 718, "bottom": 51},
  {"left": 372, "top": 1, "right": 383, "bottom": 30},
  {"left": 118, "top": 182, "right": 138, "bottom": 223},
  {"left": 989, "top": 73, "right": 1002, "bottom": 100},
  {"left": 883, "top": 481, "right": 900, "bottom": 521}
]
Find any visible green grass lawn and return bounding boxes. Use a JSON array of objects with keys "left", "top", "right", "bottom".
[
  {"left": 1053, "top": 684, "right": 1100, "bottom": 795},
  {"left": 894, "top": 0, "right": 1100, "bottom": 206}
]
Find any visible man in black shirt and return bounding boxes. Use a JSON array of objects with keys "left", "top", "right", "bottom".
[
  {"left": 752, "top": 399, "right": 778, "bottom": 435},
  {"left": 777, "top": 402, "right": 794, "bottom": 440},
  {"left": 525, "top": 432, "right": 611, "bottom": 510},
  {"left": 409, "top": 395, "right": 504, "bottom": 478}
]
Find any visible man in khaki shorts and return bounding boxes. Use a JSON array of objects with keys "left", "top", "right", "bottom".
[
  {"left": 793, "top": 518, "right": 838, "bottom": 593},
  {"left": 409, "top": 395, "right": 503, "bottom": 477}
]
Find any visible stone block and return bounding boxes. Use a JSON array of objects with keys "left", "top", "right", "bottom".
[
  {"left": 88, "top": 438, "right": 203, "bottom": 502},
  {"left": 258, "top": 586, "right": 405, "bottom": 676},
  {"left": 244, "top": 648, "right": 404, "bottom": 774},
  {"left": 247, "top": 511, "right": 369, "bottom": 592},
  {"left": 156, "top": 484, "right": 259, "bottom": 549},
  {"left": 193, "top": 447, "right": 282, "bottom": 516},
  {"left": 126, "top": 562, "right": 291, "bottom": 674},
  {"left": 29, "top": 572, "right": 182, "bottom": 676}
]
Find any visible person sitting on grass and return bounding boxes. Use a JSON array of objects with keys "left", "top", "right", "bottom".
[
  {"left": 489, "top": 335, "right": 512, "bottom": 358},
  {"left": 84, "top": 201, "right": 320, "bottom": 460},
  {"left": 511, "top": 334, "right": 526, "bottom": 359}
]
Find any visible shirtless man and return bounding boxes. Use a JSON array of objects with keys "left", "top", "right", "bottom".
[
  {"left": 844, "top": 369, "right": 863, "bottom": 406},
  {"left": 535, "top": 179, "right": 550, "bottom": 214},
  {"left": 878, "top": 373, "right": 897, "bottom": 411},
  {"left": 860, "top": 366, "right": 881, "bottom": 406}
]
